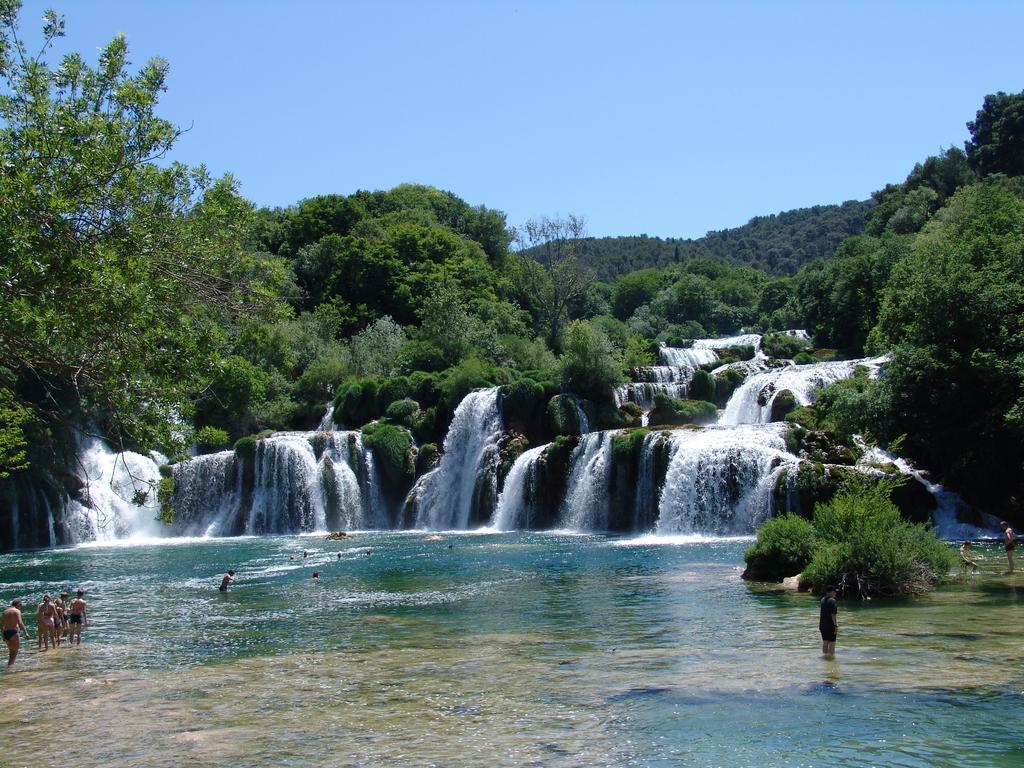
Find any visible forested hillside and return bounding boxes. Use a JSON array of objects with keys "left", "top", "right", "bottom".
[{"left": 532, "top": 200, "right": 872, "bottom": 281}]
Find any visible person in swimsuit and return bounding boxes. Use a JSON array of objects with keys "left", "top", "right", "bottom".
[
  {"left": 959, "top": 541, "right": 981, "bottom": 573},
  {"left": 1001, "top": 522, "right": 1016, "bottom": 573},
  {"left": 819, "top": 585, "right": 838, "bottom": 657},
  {"left": 36, "top": 593, "right": 58, "bottom": 651},
  {"left": 219, "top": 570, "right": 235, "bottom": 592},
  {"left": 57, "top": 592, "right": 70, "bottom": 641},
  {"left": 2, "top": 599, "right": 31, "bottom": 666},
  {"left": 67, "top": 590, "right": 87, "bottom": 646}
]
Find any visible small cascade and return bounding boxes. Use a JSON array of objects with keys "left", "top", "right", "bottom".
[
  {"left": 857, "top": 445, "right": 1000, "bottom": 539},
  {"left": 656, "top": 424, "right": 797, "bottom": 534},
  {"left": 658, "top": 345, "right": 720, "bottom": 370},
  {"left": 172, "top": 429, "right": 380, "bottom": 536},
  {"left": 65, "top": 435, "right": 164, "bottom": 542},
  {"left": 633, "top": 431, "right": 665, "bottom": 531},
  {"left": 413, "top": 387, "right": 504, "bottom": 530},
  {"left": 491, "top": 445, "right": 547, "bottom": 530},
  {"left": 720, "top": 356, "right": 887, "bottom": 426},
  {"left": 574, "top": 398, "right": 591, "bottom": 434},
  {"left": 559, "top": 431, "right": 614, "bottom": 530},
  {"left": 173, "top": 450, "right": 241, "bottom": 536},
  {"left": 693, "top": 333, "right": 763, "bottom": 352},
  {"left": 318, "top": 405, "right": 336, "bottom": 431}
]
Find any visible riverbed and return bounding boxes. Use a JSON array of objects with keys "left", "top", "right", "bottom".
[{"left": 1, "top": 533, "right": 1021, "bottom": 767}]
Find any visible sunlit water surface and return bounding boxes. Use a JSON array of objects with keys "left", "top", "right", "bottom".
[{"left": 1, "top": 533, "right": 1022, "bottom": 767}]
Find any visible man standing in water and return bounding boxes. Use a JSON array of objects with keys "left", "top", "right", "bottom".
[
  {"left": 819, "top": 586, "right": 838, "bottom": 656},
  {"left": 2, "top": 599, "right": 30, "bottom": 666},
  {"left": 1001, "top": 522, "right": 1016, "bottom": 573},
  {"left": 67, "top": 590, "right": 87, "bottom": 646},
  {"left": 219, "top": 570, "right": 236, "bottom": 592}
]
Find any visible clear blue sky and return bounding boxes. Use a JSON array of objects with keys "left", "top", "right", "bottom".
[{"left": 20, "top": 0, "right": 1024, "bottom": 238}]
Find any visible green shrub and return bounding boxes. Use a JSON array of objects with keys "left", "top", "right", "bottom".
[
  {"left": 412, "top": 405, "right": 439, "bottom": 444},
  {"left": 558, "top": 320, "right": 625, "bottom": 401},
  {"left": 648, "top": 393, "right": 717, "bottom": 426},
  {"left": 719, "top": 344, "right": 755, "bottom": 361},
  {"left": 784, "top": 406, "right": 818, "bottom": 430},
  {"left": 377, "top": 376, "right": 411, "bottom": 410},
  {"left": 762, "top": 332, "right": 811, "bottom": 359},
  {"left": 361, "top": 422, "right": 414, "bottom": 487},
  {"left": 595, "top": 401, "right": 641, "bottom": 430},
  {"left": 333, "top": 378, "right": 383, "bottom": 427},
  {"left": 408, "top": 371, "right": 438, "bottom": 407},
  {"left": 233, "top": 436, "right": 257, "bottom": 461},
  {"left": 802, "top": 479, "right": 956, "bottom": 598},
  {"left": 438, "top": 356, "right": 500, "bottom": 409},
  {"left": 196, "top": 426, "right": 230, "bottom": 453},
  {"left": 384, "top": 398, "right": 420, "bottom": 428},
  {"left": 156, "top": 475, "right": 175, "bottom": 525},
  {"left": 743, "top": 515, "right": 817, "bottom": 581},
  {"left": 689, "top": 369, "right": 715, "bottom": 402},
  {"left": 502, "top": 379, "right": 545, "bottom": 426},
  {"left": 793, "top": 351, "right": 816, "bottom": 364}
]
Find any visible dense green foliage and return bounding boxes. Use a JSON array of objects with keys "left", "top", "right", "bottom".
[
  {"left": 743, "top": 515, "right": 818, "bottom": 581},
  {"left": 802, "top": 482, "right": 956, "bottom": 598},
  {"left": 532, "top": 201, "right": 871, "bottom": 281},
  {"left": 648, "top": 394, "right": 716, "bottom": 427}
]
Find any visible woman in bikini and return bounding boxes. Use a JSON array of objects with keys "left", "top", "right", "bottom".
[{"left": 36, "top": 593, "right": 58, "bottom": 651}]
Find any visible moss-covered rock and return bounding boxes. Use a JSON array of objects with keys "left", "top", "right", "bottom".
[
  {"left": 689, "top": 368, "right": 715, "bottom": 402},
  {"left": 415, "top": 442, "right": 439, "bottom": 477},
  {"left": 546, "top": 394, "right": 588, "bottom": 436},
  {"left": 501, "top": 379, "right": 545, "bottom": 437},
  {"left": 611, "top": 428, "right": 648, "bottom": 465},
  {"left": 648, "top": 393, "right": 717, "bottom": 427},
  {"left": 712, "top": 368, "right": 746, "bottom": 408},
  {"left": 233, "top": 436, "right": 257, "bottom": 461},
  {"left": 594, "top": 401, "right": 642, "bottom": 430},
  {"left": 361, "top": 422, "right": 415, "bottom": 489},
  {"left": 497, "top": 432, "right": 530, "bottom": 487},
  {"left": 384, "top": 398, "right": 420, "bottom": 428},
  {"left": 769, "top": 389, "right": 798, "bottom": 422}
]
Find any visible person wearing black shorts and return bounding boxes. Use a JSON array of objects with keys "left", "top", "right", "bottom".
[
  {"left": 819, "top": 585, "right": 838, "bottom": 656},
  {"left": 1001, "top": 522, "right": 1016, "bottom": 574}
]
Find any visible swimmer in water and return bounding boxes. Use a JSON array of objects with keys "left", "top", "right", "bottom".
[
  {"left": 311, "top": 571, "right": 320, "bottom": 581},
  {"left": 219, "top": 570, "right": 235, "bottom": 592}
]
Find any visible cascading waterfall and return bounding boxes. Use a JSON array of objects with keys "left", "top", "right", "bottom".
[
  {"left": 656, "top": 424, "right": 797, "bottom": 535},
  {"left": 658, "top": 345, "right": 720, "bottom": 369},
  {"left": 65, "top": 435, "right": 164, "bottom": 542},
  {"left": 558, "top": 431, "right": 614, "bottom": 530},
  {"left": 413, "top": 387, "right": 504, "bottom": 530},
  {"left": 491, "top": 445, "right": 548, "bottom": 531},
  {"left": 172, "top": 429, "right": 381, "bottom": 536},
  {"left": 719, "top": 356, "right": 887, "bottom": 426},
  {"left": 693, "top": 333, "right": 763, "bottom": 352}
]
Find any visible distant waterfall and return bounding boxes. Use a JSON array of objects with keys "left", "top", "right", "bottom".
[
  {"left": 172, "top": 429, "right": 382, "bottom": 536},
  {"left": 719, "top": 356, "right": 887, "bottom": 425},
  {"left": 656, "top": 424, "right": 797, "bottom": 534},
  {"left": 692, "top": 333, "right": 763, "bottom": 352},
  {"left": 65, "top": 435, "right": 165, "bottom": 542},
  {"left": 658, "top": 345, "right": 720, "bottom": 370},
  {"left": 491, "top": 445, "right": 547, "bottom": 530},
  {"left": 558, "top": 431, "right": 614, "bottom": 530},
  {"left": 413, "top": 388, "right": 504, "bottom": 530}
]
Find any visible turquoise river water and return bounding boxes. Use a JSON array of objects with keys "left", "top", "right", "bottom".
[{"left": 1, "top": 532, "right": 1022, "bottom": 767}]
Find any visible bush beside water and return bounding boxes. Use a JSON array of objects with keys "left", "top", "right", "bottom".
[{"left": 745, "top": 477, "right": 956, "bottom": 598}]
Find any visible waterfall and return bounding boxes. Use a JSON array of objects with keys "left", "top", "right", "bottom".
[
  {"left": 719, "top": 356, "right": 887, "bottom": 426},
  {"left": 656, "top": 424, "right": 797, "bottom": 535},
  {"left": 318, "top": 405, "right": 336, "bottom": 431},
  {"left": 658, "top": 345, "right": 720, "bottom": 370},
  {"left": 413, "top": 388, "right": 504, "bottom": 530},
  {"left": 613, "top": 382, "right": 689, "bottom": 412},
  {"left": 65, "top": 435, "right": 164, "bottom": 542},
  {"left": 173, "top": 450, "right": 241, "bottom": 536},
  {"left": 172, "top": 429, "right": 380, "bottom": 536},
  {"left": 574, "top": 398, "right": 591, "bottom": 434},
  {"left": 491, "top": 445, "right": 547, "bottom": 530},
  {"left": 558, "top": 431, "right": 614, "bottom": 531},
  {"left": 693, "top": 333, "right": 763, "bottom": 352}
]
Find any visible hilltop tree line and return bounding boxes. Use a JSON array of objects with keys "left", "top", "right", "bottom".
[{"left": 0, "top": 2, "right": 1022, "bottom": 524}]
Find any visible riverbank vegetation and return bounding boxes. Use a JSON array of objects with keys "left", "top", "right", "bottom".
[
  {"left": 744, "top": 479, "right": 957, "bottom": 597},
  {"left": 1, "top": 1, "right": 1023, "bottom": 539}
]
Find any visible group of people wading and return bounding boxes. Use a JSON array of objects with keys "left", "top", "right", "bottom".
[{"left": 2, "top": 589, "right": 87, "bottom": 666}]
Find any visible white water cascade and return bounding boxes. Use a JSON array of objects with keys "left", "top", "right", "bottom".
[
  {"left": 656, "top": 424, "right": 797, "bottom": 535},
  {"left": 65, "top": 436, "right": 165, "bottom": 542},
  {"left": 173, "top": 429, "right": 383, "bottom": 536},
  {"left": 719, "top": 356, "right": 887, "bottom": 426},
  {"left": 558, "top": 431, "right": 615, "bottom": 530},
  {"left": 491, "top": 445, "right": 548, "bottom": 531},
  {"left": 413, "top": 387, "right": 504, "bottom": 530}
]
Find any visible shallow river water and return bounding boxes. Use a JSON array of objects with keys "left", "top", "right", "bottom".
[{"left": 1, "top": 532, "right": 1022, "bottom": 767}]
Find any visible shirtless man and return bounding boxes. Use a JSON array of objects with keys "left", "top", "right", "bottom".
[
  {"left": 959, "top": 541, "right": 980, "bottom": 573},
  {"left": 67, "top": 590, "right": 87, "bottom": 646},
  {"left": 2, "top": 599, "right": 31, "bottom": 666},
  {"left": 219, "top": 570, "right": 235, "bottom": 592},
  {"left": 36, "top": 594, "right": 58, "bottom": 651},
  {"left": 1001, "top": 521, "right": 1016, "bottom": 574}
]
